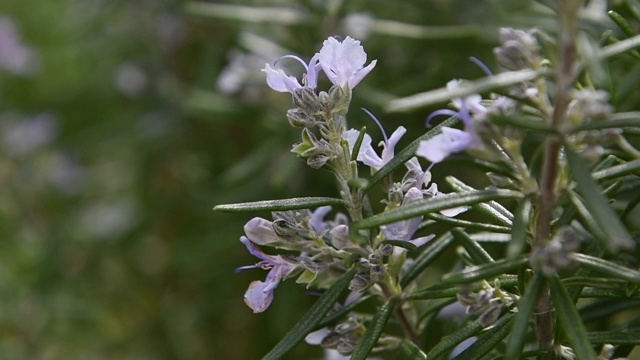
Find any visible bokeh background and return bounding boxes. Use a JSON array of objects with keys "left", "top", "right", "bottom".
[{"left": 1, "top": 0, "right": 636, "bottom": 359}]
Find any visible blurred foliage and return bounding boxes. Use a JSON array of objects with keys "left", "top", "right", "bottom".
[{"left": 0, "top": 0, "right": 638, "bottom": 359}]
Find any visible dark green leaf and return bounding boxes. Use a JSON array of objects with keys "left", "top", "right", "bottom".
[
  {"left": 587, "top": 331, "right": 640, "bottom": 345},
  {"left": 548, "top": 275, "right": 596, "bottom": 360},
  {"left": 426, "top": 213, "right": 511, "bottom": 233},
  {"left": 381, "top": 239, "right": 418, "bottom": 251},
  {"left": 262, "top": 268, "right": 356, "bottom": 360},
  {"left": 452, "top": 313, "right": 515, "bottom": 360},
  {"left": 351, "top": 189, "right": 522, "bottom": 232},
  {"left": 401, "top": 233, "right": 455, "bottom": 287},
  {"left": 569, "top": 112, "right": 640, "bottom": 132},
  {"left": 566, "top": 148, "right": 635, "bottom": 252},
  {"left": 452, "top": 228, "right": 494, "bottom": 264},
  {"left": 579, "top": 288, "right": 640, "bottom": 299},
  {"left": 446, "top": 176, "right": 514, "bottom": 226},
  {"left": 365, "top": 116, "right": 459, "bottom": 192},
  {"left": 507, "top": 197, "right": 532, "bottom": 257},
  {"left": 350, "top": 297, "right": 399, "bottom": 360},
  {"left": 214, "top": 197, "right": 344, "bottom": 213},
  {"left": 573, "top": 253, "right": 640, "bottom": 283},
  {"left": 442, "top": 255, "right": 529, "bottom": 285},
  {"left": 427, "top": 319, "right": 485, "bottom": 359},
  {"left": 505, "top": 273, "right": 545, "bottom": 359},
  {"left": 397, "top": 339, "right": 428, "bottom": 360},
  {"left": 407, "top": 275, "right": 519, "bottom": 301},
  {"left": 592, "top": 159, "right": 640, "bottom": 181}
]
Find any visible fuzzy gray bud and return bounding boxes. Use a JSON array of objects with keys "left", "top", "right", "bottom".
[
  {"left": 292, "top": 87, "right": 323, "bottom": 116},
  {"left": 349, "top": 272, "right": 370, "bottom": 292},
  {"left": 286, "top": 108, "right": 316, "bottom": 128},
  {"left": 307, "top": 155, "right": 331, "bottom": 169}
]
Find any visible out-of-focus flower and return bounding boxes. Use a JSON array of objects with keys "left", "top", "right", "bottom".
[
  {"left": 115, "top": 62, "right": 148, "bottom": 98},
  {"left": 342, "top": 13, "right": 375, "bottom": 40},
  {"left": 236, "top": 236, "right": 299, "bottom": 313},
  {"left": 0, "top": 112, "right": 58, "bottom": 157},
  {"left": 318, "top": 36, "right": 376, "bottom": 89},
  {"left": 79, "top": 198, "right": 139, "bottom": 239},
  {"left": 0, "top": 16, "right": 39, "bottom": 75}
]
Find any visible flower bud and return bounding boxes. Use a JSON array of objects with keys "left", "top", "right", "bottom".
[
  {"left": 479, "top": 305, "right": 502, "bottom": 327},
  {"left": 272, "top": 218, "right": 297, "bottom": 237},
  {"left": 286, "top": 108, "right": 316, "bottom": 128},
  {"left": 368, "top": 252, "right": 381, "bottom": 264},
  {"left": 379, "top": 244, "right": 394, "bottom": 256},
  {"left": 336, "top": 337, "right": 358, "bottom": 356},
  {"left": 244, "top": 217, "right": 279, "bottom": 245},
  {"left": 349, "top": 272, "right": 370, "bottom": 292},
  {"left": 329, "top": 225, "right": 355, "bottom": 250},
  {"left": 370, "top": 264, "right": 386, "bottom": 282},
  {"left": 307, "top": 154, "right": 331, "bottom": 169},
  {"left": 292, "top": 87, "right": 323, "bottom": 116},
  {"left": 334, "top": 319, "right": 359, "bottom": 334}
]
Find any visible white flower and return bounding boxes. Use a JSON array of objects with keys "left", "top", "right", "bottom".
[
  {"left": 318, "top": 36, "right": 376, "bottom": 89},
  {"left": 343, "top": 125, "right": 406, "bottom": 171},
  {"left": 262, "top": 53, "right": 321, "bottom": 93}
]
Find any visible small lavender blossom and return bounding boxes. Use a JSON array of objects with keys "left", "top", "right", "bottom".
[
  {"left": 0, "top": 17, "right": 39, "bottom": 75},
  {"left": 244, "top": 217, "right": 279, "bottom": 245},
  {"left": 262, "top": 53, "right": 321, "bottom": 93},
  {"left": 236, "top": 236, "right": 299, "bottom": 313},
  {"left": 380, "top": 187, "right": 434, "bottom": 247},
  {"left": 317, "top": 36, "right": 376, "bottom": 89},
  {"left": 416, "top": 79, "right": 486, "bottom": 164}
]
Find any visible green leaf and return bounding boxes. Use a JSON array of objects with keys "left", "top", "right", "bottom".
[
  {"left": 426, "top": 213, "right": 512, "bottom": 233},
  {"left": 587, "top": 331, "right": 640, "bottom": 345},
  {"left": 350, "top": 297, "right": 399, "bottom": 360},
  {"left": 548, "top": 275, "right": 596, "bottom": 360},
  {"left": 442, "top": 255, "right": 529, "bottom": 285},
  {"left": 380, "top": 239, "right": 418, "bottom": 251},
  {"left": 401, "top": 233, "right": 455, "bottom": 287},
  {"left": 579, "top": 288, "right": 640, "bottom": 299},
  {"left": 397, "top": 339, "right": 428, "bottom": 360},
  {"left": 452, "top": 228, "right": 494, "bottom": 264},
  {"left": 505, "top": 273, "right": 545, "bottom": 359},
  {"left": 592, "top": 159, "right": 640, "bottom": 182},
  {"left": 569, "top": 112, "right": 640, "bottom": 132},
  {"left": 427, "top": 319, "right": 485, "bottom": 359},
  {"left": 261, "top": 268, "right": 356, "bottom": 360},
  {"left": 573, "top": 253, "right": 640, "bottom": 283},
  {"left": 365, "top": 116, "right": 459, "bottom": 192},
  {"left": 214, "top": 197, "right": 344, "bottom": 213},
  {"left": 385, "top": 69, "right": 540, "bottom": 113},
  {"left": 452, "top": 313, "right": 515, "bottom": 360},
  {"left": 351, "top": 189, "right": 522, "bottom": 232},
  {"left": 600, "top": 33, "right": 640, "bottom": 59},
  {"left": 566, "top": 148, "right": 635, "bottom": 252},
  {"left": 446, "top": 176, "right": 514, "bottom": 226},
  {"left": 507, "top": 197, "right": 532, "bottom": 257},
  {"left": 407, "top": 275, "right": 519, "bottom": 301},
  {"left": 490, "top": 114, "right": 556, "bottom": 133}
]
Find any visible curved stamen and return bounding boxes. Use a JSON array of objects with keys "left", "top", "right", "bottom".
[
  {"left": 361, "top": 107, "right": 388, "bottom": 144},
  {"left": 426, "top": 109, "right": 458, "bottom": 127},
  {"left": 469, "top": 56, "right": 493, "bottom": 76},
  {"left": 275, "top": 54, "right": 310, "bottom": 71}
]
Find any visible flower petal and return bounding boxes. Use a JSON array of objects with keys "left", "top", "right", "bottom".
[
  {"left": 244, "top": 217, "right": 279, "bottom": 245},
  {"left": 262, "top": 63, "right": 302, "bottom": 93},
  {"left": 416, "top": 127, "right": 474, "bottom": 163},
  {"left": 244, "top": 280, "right": 274, "bottom": 313}
]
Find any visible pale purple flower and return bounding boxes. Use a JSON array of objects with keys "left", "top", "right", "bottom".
[
  {"left": 318, "top": 36, "right": 376, "bottom": 89},
  {"left": 262, "top": 53, "right": 321, "bottom": 93},
  {"left": 343, "top": 123, "right": 406, "bottom": 171},
  {"left": 0, "top": 17, "right": 39, "bottom": 75},
  {"left": 243, "top": 217, "right": 279, "bottom": 245},
  {"left": 380, "top": 187, "right": 434, "bottom": 247},
  {"left": 416, "top": 79, "right": 486, "bottom": 164},
  {"left": 236, "top": 236, "right": 299, "bottom": 313}
]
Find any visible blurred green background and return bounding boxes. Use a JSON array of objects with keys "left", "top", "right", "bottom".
[{"left": 0, "top": 0, "right": 635, "bottom": 359}]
